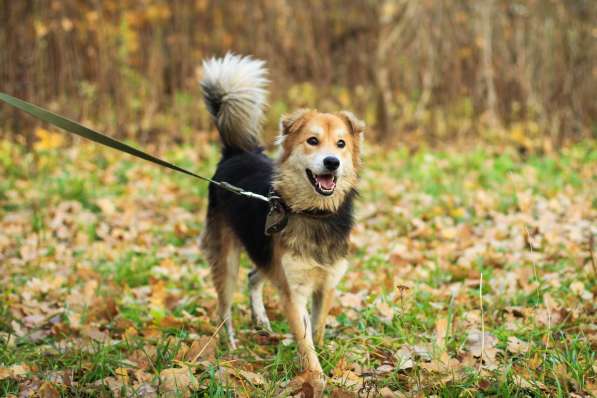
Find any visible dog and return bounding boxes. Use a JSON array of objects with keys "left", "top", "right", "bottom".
[{"left": 199, "top": 53, "right": 364, "bottom": 378}]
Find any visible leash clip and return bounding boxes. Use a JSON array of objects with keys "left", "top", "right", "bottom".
[{"left": 265, "top": 195, "right": 288, "bottom": 235}]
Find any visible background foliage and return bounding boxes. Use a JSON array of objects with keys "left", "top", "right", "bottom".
[{"left": 1, "top": 0, "right": 595, "bottom": 147}]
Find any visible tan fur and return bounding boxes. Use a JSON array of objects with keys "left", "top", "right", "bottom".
[
  {"left": 273, "top": 110, "right": 363, "bottom": 212},
  {"left": 261, "top": 245, "right": 348, "bottom": 372}
]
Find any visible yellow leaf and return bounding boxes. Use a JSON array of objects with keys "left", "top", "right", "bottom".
[
  {"left": 150, "top": 280, "right": 167, "bottom": 309},
  {"left": 34, "top": 127, "right": 64, "bottom": 151}
]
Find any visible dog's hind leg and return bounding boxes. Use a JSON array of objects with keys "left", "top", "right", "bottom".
[
  {"left": 201, "top": 216, "right": 241, "bottom": 349},
  {"left": 311, "top": 287, "right": 335, "bottom": 346},
  {"left": 248, "top": 268, "right": 271, "bottom": 331}
]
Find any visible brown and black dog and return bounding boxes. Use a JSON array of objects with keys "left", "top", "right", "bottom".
[{"left": 200, "top": 53, "right": 364, "bottom": 378}]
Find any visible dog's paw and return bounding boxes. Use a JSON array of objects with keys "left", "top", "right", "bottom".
[
  {"left": 313, "top": 329, "right": 326, "bottom": 347},
  {"left": 254, "top": 318, "right": 272, "bottom": 333},
  {"left": 225, "top": 330, "right": 238, "bottom": 350},
  {"left": 251, "top": 312, "right": 272, "bottom": 332},
  {"left": 286, "top": 370, "right": 326, "bottom": 398}
]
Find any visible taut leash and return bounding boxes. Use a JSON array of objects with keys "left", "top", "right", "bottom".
[{"left": 0, "top": 92, "right": 288, "bottom": 235}]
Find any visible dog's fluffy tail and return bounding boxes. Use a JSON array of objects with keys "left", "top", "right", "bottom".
[{"left": 200, "top": 53, "right": 268, "bottom": 152}]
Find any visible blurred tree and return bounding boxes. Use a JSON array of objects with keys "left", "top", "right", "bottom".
[{"left": 0, "top": 0, "right": 594, "bottom": 146}]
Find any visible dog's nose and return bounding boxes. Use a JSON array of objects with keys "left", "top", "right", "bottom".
[{"left": 323, "top": 156, "right": 340, "bottom": 171}]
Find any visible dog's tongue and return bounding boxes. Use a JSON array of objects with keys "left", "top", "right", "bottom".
[{"left": 316, "top": 174, "right": 335, "bottom": 190}]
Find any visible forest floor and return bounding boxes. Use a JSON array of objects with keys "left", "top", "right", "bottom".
[{"left": 1, "top": 133, "right": 596, "bottom": 397}]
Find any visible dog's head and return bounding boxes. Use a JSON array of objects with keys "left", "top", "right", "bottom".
[{"left": 273, "top": 109, "right": 364, "bottom": 212}]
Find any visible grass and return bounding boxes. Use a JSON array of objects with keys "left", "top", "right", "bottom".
[{"left": 0, "top": 136, "right": 596, "bottom": 396}]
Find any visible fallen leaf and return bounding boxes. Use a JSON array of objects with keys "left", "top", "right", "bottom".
[
  {"left": 466, "top": 330, "right": 499, "bottom": 369},
  {"left": 0, "top": 364, "right": 31, "bottom": 380},
  {"left": 159, "top": 367, "right": 199, "bottom": 397},
  {"left": 236, "top": 369, "right": 266, "bottom": 386},
  {"left": 39, "top": 382, "right": 61, "bottom": 398},
  {"left": 115, "top": 367, "right": 130, "bottom": 385},
  {"left": 377, "top": 301, "right": 394, "bottom": 323},
  {"left": 435, "top": 317, "right": 449, "bottom": 350},
  {"left": 466, "top": 330, "right": 497, "bottom": 357},
  {"left": 419, "top": 351, "right": 460, "bottom": 373},
  {"left": 331, "top": 388, "right": 356, "bottom": 397},
  {"left": 81, "top": 326, "right": 110, "bottom": 343},
  {"left": 339, "top": 292, "right": 364, "bottom": 309},
  {"left": 0, "top": 368, "right": 12, "bottom": 380},
  {"left": 376, "top": 364, "right": 394, "bottom": 374},
  {"left": 507, "top": 336, "right": 530, "bottom": 354},
  {"left": 286, "top": 370, "right": 326, "bottom": 398},
  {"left": 378, "top": 386, "right": 401, "bottom": 397},
  {"left": 185, "top": 335, "right": 217, "bottom": 363},
  {"left": 394, "top": 346, "right": 414, "bottom": 370},
  {"left": 512, "top": 374, "right": 547, "bottom": 391}
]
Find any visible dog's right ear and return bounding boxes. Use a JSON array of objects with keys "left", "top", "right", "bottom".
[{"left": 279, "top": 108, "right": 313, "bottom": 135}]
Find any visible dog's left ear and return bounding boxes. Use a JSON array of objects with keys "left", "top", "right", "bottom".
[{"left": 337, "top": 111, "right": 365, "bottom": 136}]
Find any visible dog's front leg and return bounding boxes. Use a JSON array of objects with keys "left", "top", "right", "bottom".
[
  {"left": 282, "top": 291, "right": 322, "bottom": 373},
  {"left": 274, "top": 254, "right": 323, "bottom": 373},
  {"left": 274, "top": 253, "right": 327, "bottom": 398}
]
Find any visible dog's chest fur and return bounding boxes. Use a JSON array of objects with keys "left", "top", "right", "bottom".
[
  {"left": 279, "top": 217, "right": 347, "bottom": 265},
  {"left": 277, "top": 190, "right": 356, "bottom": 265}
]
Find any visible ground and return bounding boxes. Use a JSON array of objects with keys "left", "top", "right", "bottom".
[{"left": 0, "top": 132, "right": 596, "bottom": 397}]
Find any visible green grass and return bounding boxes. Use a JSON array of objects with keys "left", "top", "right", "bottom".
[{"left": 0, "top": 138, "right": 595, "bottom": 396}]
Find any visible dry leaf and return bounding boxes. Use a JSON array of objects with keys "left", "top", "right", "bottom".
[
  {"left": 0, "top": 364, "right": 31, "bottom": 380},
  {"left": 419, "top": 351, "right": 460, "bottom": 373},
  {"left": 39, "top": 382, "right": 61, "bottom": 398},
  {"left": 377, "top": 301, "right": 394, "bottom": 323},
  {"left": 279, "top": 370, "right": 327, "bottom": 398},
  {"left": 185, "top": 335, "right": 217, "bottom": 363},
  {"left": 236, "top": 369, "right": 266, "bottom": 386},
  {"left": 435, "top": 317, "right": 449, "bottom": 350},
  {"left": 114, "top": 367, "right": 130, "bottom": 385},
  {"left": 81, "top": 326, "right": 110, "bottom": 343},
  {"left": 512, "top": 375, "right": 546, "bottom": 391},
  {"left": 466, "top": 330, "right": 499, "bottom": 369},
  {"left": 507, "top": 336, "right": 530, "bottom": 354},
  {"left": 159, "top": 367, "right": 199, "bottom": 397},
  {"left": 331, "top": 388, "right": 356, "bottom": 397},
  {"left": 466, "top": 330, "right": 497, "bottom": 357},
  {"left": 376, "top": 364, "right": 394, "bottom": 374}
]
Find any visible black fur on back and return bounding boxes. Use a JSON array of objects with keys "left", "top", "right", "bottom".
[{"left": 207, "top": 148, "right": 356, "bottom": 269}]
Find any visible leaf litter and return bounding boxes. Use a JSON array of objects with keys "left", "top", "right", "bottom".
[{"left": 0, "top": 139, "right": 596, "bottom": 396}]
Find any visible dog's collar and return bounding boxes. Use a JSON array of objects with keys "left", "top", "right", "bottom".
[{"left": 264, "top": 190, "right": 335, "bottom": 235}]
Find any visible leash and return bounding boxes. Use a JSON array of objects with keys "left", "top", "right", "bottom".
[{"left": 0, "top": 92, "right": 288, "bottom": 235}]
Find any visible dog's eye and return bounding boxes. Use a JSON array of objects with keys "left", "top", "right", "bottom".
[
  {"left": 307, "top": 137, "right": 319, "bottom": 146},
  {"left": 337, "top": 140, "right": 346, "bottom": 148}
]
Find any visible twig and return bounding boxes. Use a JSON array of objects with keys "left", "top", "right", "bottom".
[
  {"left": 479, "top": 272, "right": 485, "bottom": 371},
  {"left": 545, "top": 305, "right": 552, "bottom": 362},
  {"left": 589, "top": 233, "right": 597, "bottom": 278},
  {"left": 189, "top": 317, "right": 227, "bottom": 364},
  {"left": 174, "top": 317, "right": 227, "bottom": 369},
  {"left": 510, "top": 171, "right": 552, "bottom": 363}
]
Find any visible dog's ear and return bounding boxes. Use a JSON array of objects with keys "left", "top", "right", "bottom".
[
  {"left": 337, "top": 111, "right": 365, "bottom": 136},
  {"left": 279, "top": 108, "right": 313, "bottom": 135}
]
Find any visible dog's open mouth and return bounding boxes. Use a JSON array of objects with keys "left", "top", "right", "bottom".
[{"left": 306, "top": 169, "right": 337, "bottom": 196}]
